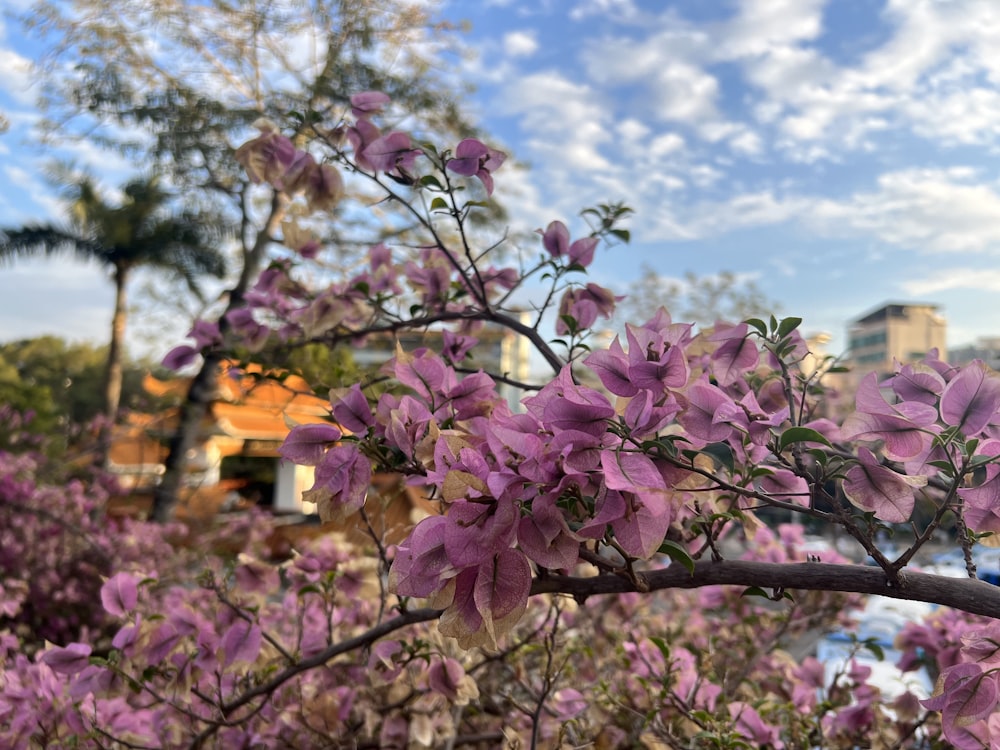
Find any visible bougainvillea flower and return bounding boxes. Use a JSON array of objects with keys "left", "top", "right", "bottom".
[
  {"left": 347, "top": 118, "right": 381, "bottom": 171},
  {"left": 311, "top": 443, "right": 372, "bottom": 521},
  {"left": 523, "top": 366, "right": 615, "bottom": 437},
  {"left": 350, "top": 91, "right": 391, "bottom": 119},
  {"left": 446, "top": 138, "right": 506, "bottom": 196},
  {"left": 959, "top": 463, "right": 1000, "bottom": 536},
  {"left": 675, "top": 380, "right": 737, "bottom": 444},
  {"left": 939, "top": 359, "right": 1000, "bottom": 437},
  {"left": 841, "top": 373, "right": 937, "bottom": 460},
  {"left": 624, "top": 323, "right": 690, "bottom": 394},
  {"left": 287, "top": 160, "right": 344, "bottom": 213},
  {"left": 517, "top": 499, "right": 581, "bottom": 570},
  {"left": 234, "top": 126, "right": 296, "bottom": 185},
  {"left": 279, "top": 423, "right": 342, "bottom": 465},
  {"left": 329, "top": 384, "right": 374, "bottom": 434},
  {"left": 555, "top": 283, "right": 622, "bottom": 334},
  {"left": 842, "top": 447, "right": 926, "bottom": 523},
  {"left": 427, "top": 658, "right": 479, "bottom": 705},
  {"left": 922, "top": 663, "right": 1000, "bottom": 746},
  {"left": 40, "top": 643, "right": 92, "bottom": 676},
  {"left": 433, "top": 548, "right": 531, "bottom": 650},
  {"left": 362, "top": 132, "right": 420, "bottom": 176},
  {"left": 538, "top": 220, "right": 599, "bottom": 267},
  {"left": 709, "top": 322, "right": 760, "bottom": 387},
  {"left": 585, "top": 336, "right": 638, "bottom": 397},
  {"left": 443, "top": 499, "right": 518, "bottom": 569},
  {"left": 100, "top": 572, "right": 139, "bottom": 617},
  {"left": 887, "top": 361, "right": 946, "bottom": 406},
  {"left": 755, "top": 468, "right": 809, "bottom": 506},
  {"left": 728, "top": 701, "right": 785, "bottom": 749},
  {"left": 391, "top": 516, "right": 454, "bottom": 599}
]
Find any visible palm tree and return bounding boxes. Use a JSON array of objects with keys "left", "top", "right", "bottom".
[{"left": 0, "top": 175, "right": 227, "bottom": 458}]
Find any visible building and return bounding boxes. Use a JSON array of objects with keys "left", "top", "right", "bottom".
[
  {"left": 846, "top": 302, "right": 947, "bottom": 385},
  {"left": 948, "top": 337, "right": 1000, "bottom": 371},
  {"left": 107, "top": 363, "right": 335, "bottom": 517}
]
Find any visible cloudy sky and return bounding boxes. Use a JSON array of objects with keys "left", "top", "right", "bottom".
[{"left": 3, "top": 0, "right": 1000, "bottom": 359}]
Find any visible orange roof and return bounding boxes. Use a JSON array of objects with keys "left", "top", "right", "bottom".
[{"left": 110, "top": 362, "right": 335, "bottom": 468}]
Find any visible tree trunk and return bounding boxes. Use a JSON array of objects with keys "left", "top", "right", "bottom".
[
  {"left": 150, "top": 192, "right": 289, "bottom": 522},
  {"left": 98, "top": 264, "right": 128, "bottom": 467}
]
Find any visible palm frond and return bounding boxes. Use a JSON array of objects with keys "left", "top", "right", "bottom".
[{"left": 0, "top": 225, "right": 104, "bottom": 264}]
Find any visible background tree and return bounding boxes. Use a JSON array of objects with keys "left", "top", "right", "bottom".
[
  {"left": 23, "top": 0, "right": 497, "bottom": 518},
  {"left": 0, "top": 336, "right": 152, "bottom": 439},
  {"left": 622, "top": 262, "right": 778, "bottom": 329},
  {"left": 0, "top": 176, "right": 227, "bottom": 461}
]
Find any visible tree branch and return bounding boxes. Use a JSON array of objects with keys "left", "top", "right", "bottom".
[{"left": 532, "top": 560, "right": 1000, "bottom": 619}]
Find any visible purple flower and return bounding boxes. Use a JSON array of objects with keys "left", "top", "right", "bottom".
[
  {"left": 556, "top": 283, "right": 621, "bottom": 334},
  {"left": 841, "top": 373, "right": 938, "bottom": 460},
  {"left": 235, "top": 128, "right": 296, "bottom": 185},
  {"left": 939, "top": 360, "right": 1000, "bottom": 436},
  {"left": 446, "top": 138, "right": 506, "bottom": 196},
  {"left": 362, "top": 131, "right": 421, "bottom": 176},
  {"left": 350, "top": 91, "right": 391, "bottom": 119},
  {"left": 843, "top": 447, "right": 926, "bottom": 523},
  {"left": 40, "top": 642, "right": 92, "bottom": 676},
  {"left": 100, "top": 572, "right": 139, "bottom": 617},
  {"left": 538, "top": 220, "right": 598, "bottom": 267},
  {"left": 278, "top": 423, "right": 343, "bottom": 466}
]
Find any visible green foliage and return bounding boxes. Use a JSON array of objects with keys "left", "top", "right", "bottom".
[{"left": 0, "top": 336, "right": 152, "bottom": 439}]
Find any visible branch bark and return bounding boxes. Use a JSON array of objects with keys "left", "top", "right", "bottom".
[{"left": 532, "top": 560, "right": 1000, "bottom": 619}]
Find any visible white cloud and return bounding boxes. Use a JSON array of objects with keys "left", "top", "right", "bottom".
[
  {"left": 720, "top": 0, "right": 825, "bottom": 57},
  {"left": 616, "top": 118, "right": 649, "bottom": 142},
  {"left": 811, "top": 168, "right": 1000, "bottom": 254},
  {"left": 649, "top": 132, "right": 685, "bottom": 158},
  {"left": 901, "top": 268, "right": 1000, "bottom": 296},
  {"left": 729, "top": 129, "right": 763, "bottom": 157},
  {"left": 502, "top": 31, "right": 538, "bottom": 57},
  {"left": 496, "top": 70, "right": 612, "bottom": 172},
  {"left": 0, "top": 47, "right": 35, "bottom": 105},
  {"left": 569, "top": 0, "right": 642, "bottom": 22},
  {"left": 650, "top": 61, "right": 719, "bottom": 124}
]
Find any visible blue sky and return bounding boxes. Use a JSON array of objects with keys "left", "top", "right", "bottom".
[{"left": 4, "top": 0, "right": 1000, "bottom": 360}]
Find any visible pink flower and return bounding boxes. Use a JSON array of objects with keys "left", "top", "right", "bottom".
[
  {"left": 538, "top": 220, "right": 598, "bottom": 267},
  {"left": 555, "top": 283, "right": 621, "bottom": 334},
  {"left": 363, "top": 131, "right": 421, "bottom": 177},
  {"left": 350, "top": 91, "right": 390, "bottom": 119},
  {"left": 446, "top": 138, "right": 506, "bottom": 196}
]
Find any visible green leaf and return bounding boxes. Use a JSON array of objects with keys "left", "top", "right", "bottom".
[
  {"left": 559, "top": 314, "right": 579, "bottom": 334},
  {"left": 778, "top": 318, "right": 802, "bottom": 338},
  {"left": 657, "top": 539, "right": 695, "bottom": 574},
  {"left": 970, "top": 454, "right": 998, "bottom": 468},
  {"left": 778, "top": 426, "right": 833, "bottom": 451},
  {"left": 861, "top": 637, "right": 885, "bottom": 661},
  {"left": 649, "top": 636, "right": 671, "bottom": 660},
  {"left": 420, "top": 175, "right": 444, "bottom": 189},
  {"left": 741, "top": 586, "right": 769, "bottom": 599},
  {"left": 610, "top": 228, "right": 631, "bottom": 243},
  {"left": 429, "top": 196, "right": 448, "bottom": 211},
  {"left": 700, "top": 442, "right": 735, "bottom": 472},
  {"left": 745, "top": 317, "right": 768, "bottom": 336}
]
